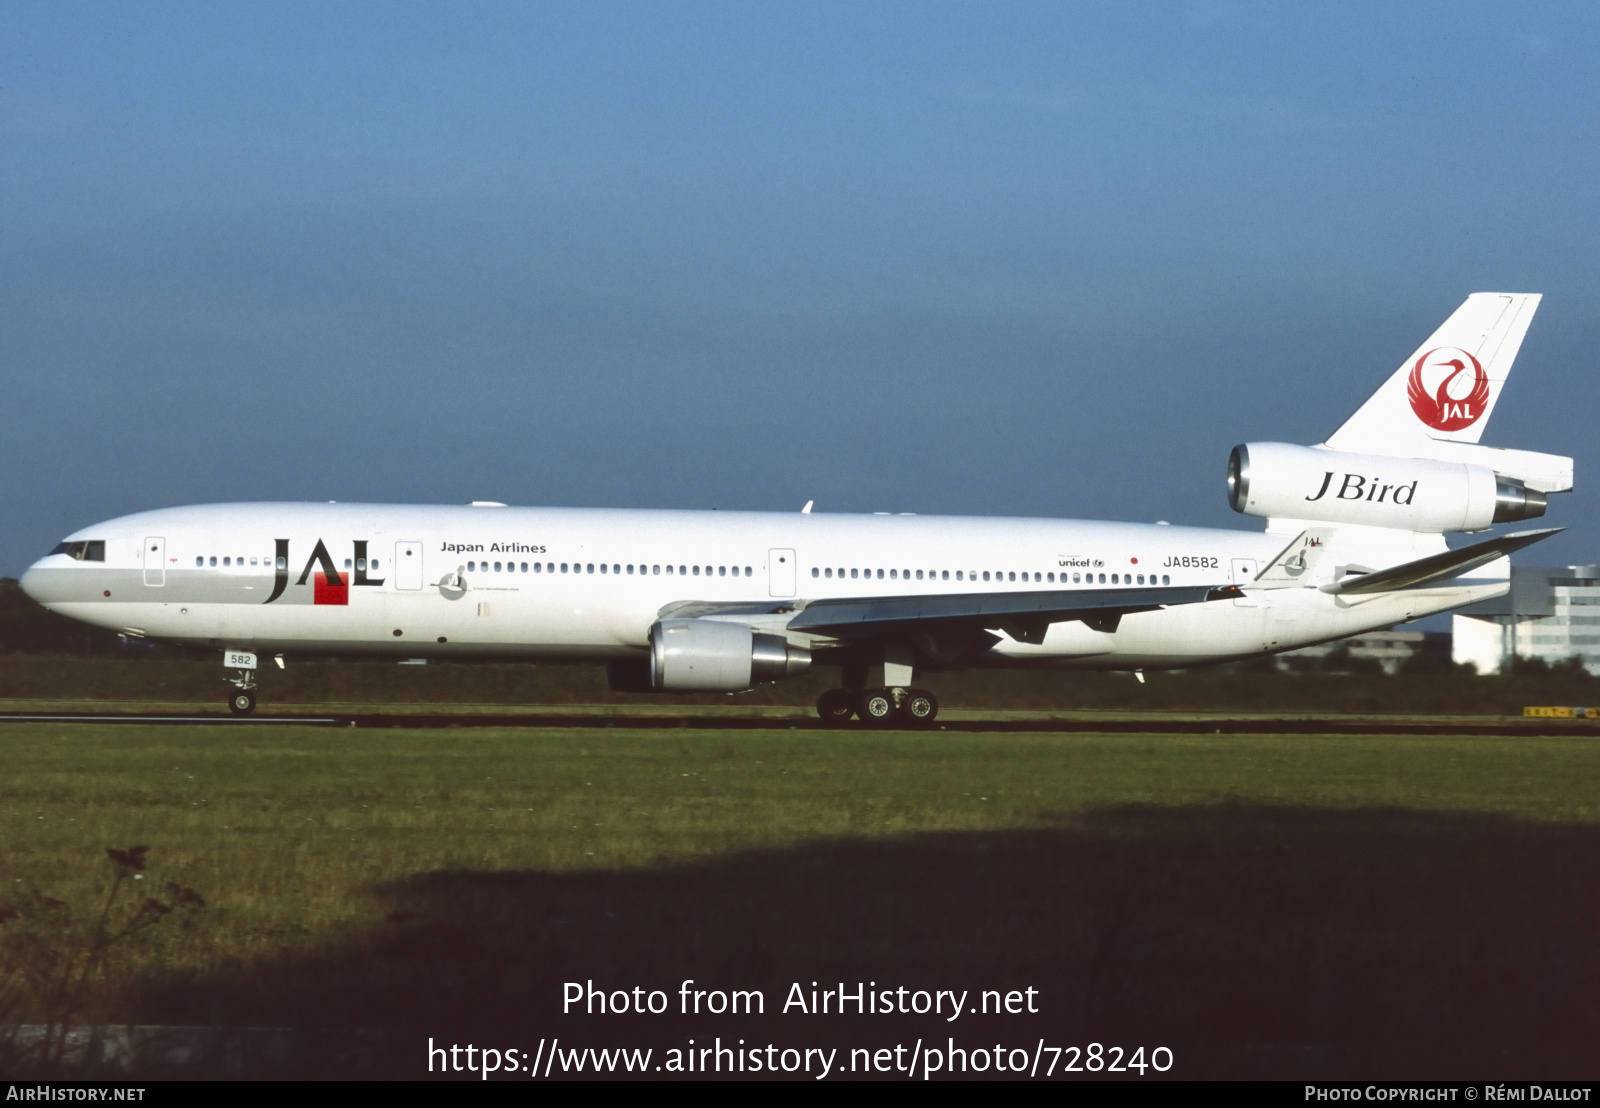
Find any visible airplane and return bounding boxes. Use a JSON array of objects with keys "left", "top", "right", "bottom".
[{"left": 19, "top": 293, "right": 1572, "bottom": 725}]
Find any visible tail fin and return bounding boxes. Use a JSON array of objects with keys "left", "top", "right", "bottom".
[{"left": 1325, "top": 293, "right": 1541, "bottom": 453}]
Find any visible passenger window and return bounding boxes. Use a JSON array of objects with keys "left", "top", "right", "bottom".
[
  {"left": 876, "top": 569, "right": 884, "bottom": 579},
  {"left": 916, "top": 570, "right": 923, "bottom": 580},
  {"left": 357, "top": 558, "right": 367, "bottom": 571},
  {"left": 599, "top": 564, "right": 606, "bottom": 574},
  {"left": 653, "top": 565, "right": 660, "bottom": 575},
  {"left": 614, "top": 565, "right": 620, "bottom": 574},
  {"left": 982, "top": 571, "right": 990, "bottom": 582},
  {"left": 560, "top": 563, "right": 568, "bottom": 573},
  {"left": 521, "top": 562, "right": 528, "bottom": 572},
  {"left": 535, "top": 563, "right": 543, "bottom": 573},
  {"left": 850, "top": 568, "right": 858, "bottom": 579},
  {"left": 276, "top": 556, "right": 286, "bottom": 570},
  {"left": 889, "top": 569, "right": 897, "bottom": 580},
  {"left": 942, "top": 571, "right": 949, "bottom": 581},
  {"left": 1162, "top": 574, "right": 1170, "bottom": 585},
  {"left": 195, "top": 557, "right": 203, "bottom": 567},
  {"left": 812, "top": 567, "right": 819, "bottom": 578}
]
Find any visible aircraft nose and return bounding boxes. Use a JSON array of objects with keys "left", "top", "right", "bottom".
[
  {"left": 19, "top": 560, "right": 52, "bottom": 605},
  {"left": 19, "top": 563, "right": 44, "bottom": 601},
  {"left": 18, "top": 554, "right": 84, "bottom": 608}
]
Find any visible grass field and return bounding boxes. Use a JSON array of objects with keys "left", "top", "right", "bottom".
[
  {"left": 7, "top": 651, "right": 1600, "bottom": 716},
  {"left": 2, "top": 722, "right": 1598, "bottom": 1078}
]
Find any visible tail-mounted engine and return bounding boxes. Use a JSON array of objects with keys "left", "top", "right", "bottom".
[
  {"left": 649, "top": 618, "right": 812, "bottom": 691},
  {"left": 1228, "top": 442, "right": 1547, "bottom": 532}
]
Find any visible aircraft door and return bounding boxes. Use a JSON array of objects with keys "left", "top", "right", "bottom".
[
  {"left": 143, "top": 537, "right": 166, "bottom": 586},
  {"left": 768, "top": 549, "right": 797, "bottom": 598},
  {"left": 395, "top": 541, "right": 424, "bottom": 590},
  {"left": 1230, "top": 558, "right": 1258, "bottom": 606}
]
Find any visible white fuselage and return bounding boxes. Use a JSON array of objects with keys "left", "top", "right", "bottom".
[{"left": 18, "top": 501, "right": 1508, "bottom": 673}]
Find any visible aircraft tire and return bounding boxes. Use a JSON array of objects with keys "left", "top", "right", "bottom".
[
  {"left": 857, "top": 688, "right": 897, "bottom": 727},
  {"left": 901, "top": 688, "right": 938, "bottom": 727},
  {"left": 816, "top": 688, "right": 855, "bottom": 725},
  {"left": 229, "top": 691, "right": 257, "bottom": 717}
]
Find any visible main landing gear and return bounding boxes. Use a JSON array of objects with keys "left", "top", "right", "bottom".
[{"left": 816, "top": 686, "right": 939, "bottom": 728}]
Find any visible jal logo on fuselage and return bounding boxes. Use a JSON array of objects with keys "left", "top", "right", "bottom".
[
  {"left": 263, "top": 539, "right": 384, "bottom": 606},
  {"left": 1407, "top": 347, "right": 1488, "bottom": 432}
]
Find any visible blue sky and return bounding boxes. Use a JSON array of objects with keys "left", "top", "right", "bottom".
[{"left": 4, "top": 1, "right": 1599, "bottom": 575}]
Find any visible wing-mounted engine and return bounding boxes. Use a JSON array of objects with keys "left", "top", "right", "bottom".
[
  {"left": 649, "top": 618, "right": 811, "bottom": 691},
  {"left": 1228, "top": 442, "right": 1553, "bottom": 533}
]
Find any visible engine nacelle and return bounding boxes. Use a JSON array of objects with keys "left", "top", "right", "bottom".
[
  {"left": 649, "top": 618, "right": 812, "bottom": 691},
  {"left": 1228, "top": 442, "right": 1546, "bottom": 532}
]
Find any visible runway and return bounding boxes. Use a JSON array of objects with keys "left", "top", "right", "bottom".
[{"left": 1, "top": 707, "right": 1597, "bottom": 735}]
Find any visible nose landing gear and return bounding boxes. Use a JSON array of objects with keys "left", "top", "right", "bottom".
[
  {"left": 222, "top": 648, "right": 263, "bottom": 716},
  {"left": 815, "top": 686, "right": 939, "bottom": 728}
]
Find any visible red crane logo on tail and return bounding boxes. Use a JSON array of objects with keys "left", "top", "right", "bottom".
[{"left": 1407, "top": 347, "right": 1489, "bottom": 432}]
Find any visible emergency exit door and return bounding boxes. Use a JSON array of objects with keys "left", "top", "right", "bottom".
[
  {"left": 768, "top": 549, "right": 796, "bottom": 597},
  {"left": 143, "top": 537, "right": 166, "bottom": 586},
  {"left": 395, "top": 541, "right": 424, "bottom": 590}
]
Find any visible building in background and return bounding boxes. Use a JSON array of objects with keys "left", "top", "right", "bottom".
[
  {"left": 1453, "top": 565, "right": 1600, "bottom": 675},
  {"left": 1275, "top": 629, "right": 1446, "bottom": 674}
]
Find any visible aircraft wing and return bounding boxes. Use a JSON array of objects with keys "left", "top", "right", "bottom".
[
  {"left": 1322, "top": 527, "right": 1562, "bottom": 596},
  {"left": 785, "top": 583, "right": 1238, "bottom": 642}
]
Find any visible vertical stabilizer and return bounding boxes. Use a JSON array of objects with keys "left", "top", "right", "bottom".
[{"left": 1325, "top": 293, "right": 1541, "bottom": 454}]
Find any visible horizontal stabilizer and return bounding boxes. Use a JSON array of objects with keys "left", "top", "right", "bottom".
[
  {"left": 787, "top": 584, "right": 1237, "bottom": 639},
  {"left": 1321, "top": 528, "right": 1562, "bottom": 595}
]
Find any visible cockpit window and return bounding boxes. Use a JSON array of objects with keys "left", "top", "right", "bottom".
[{"left": 50, "top": 540, "right": 105, "bottom": 562}]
